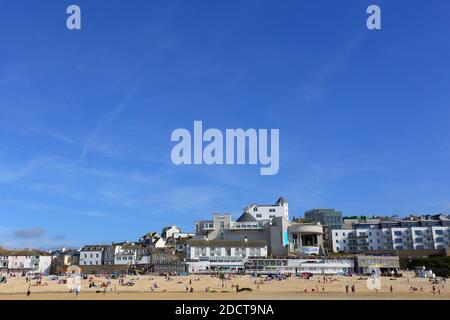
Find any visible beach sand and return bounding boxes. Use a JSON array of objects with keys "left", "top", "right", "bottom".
[{"left": 0, "top": 272, "right": 448, "bottom": 300}]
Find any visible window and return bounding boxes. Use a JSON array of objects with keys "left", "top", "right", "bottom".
[
  {"left": 435, "top": 237, "right": 445, "bottom": 243},
  {"left": 394, "top": 238, "right": 403, "bottom": 243},
  {"left": 415, "top": 238, "right": 423, "bottom": 243},
  {"left": 435, "top": 230, "right": 444, "bottom": 235},
  {"left": 269, "top": 208, "right": 275, "bottom": 213},
  {"left": 253, "top": 207, "right": 258, "bottom": 212},
  {"left": 220, "top": 222, "right": 225, "bottom": 229},
  {"left": 256, "top": 214, "right": 262, "bottom": 218},
  {"left": 394, "top": 231, "right": 402, "bottom": 236},
  {"left": 414, "top": 230, "right": 423, "bottom": 236}
]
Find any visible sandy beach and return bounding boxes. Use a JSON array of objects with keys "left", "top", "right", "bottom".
[{"left": 0, "top": 272, "right": 448, "bottom": 300}]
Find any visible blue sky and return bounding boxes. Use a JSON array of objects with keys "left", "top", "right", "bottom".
[{"left": 0, "top": 1, "right": 449, "bottom": 249}]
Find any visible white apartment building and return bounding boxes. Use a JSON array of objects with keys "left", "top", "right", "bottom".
[
  {"left": 332, "top": 223, "right": 450, "bottom": 253},
  {"left": 244, "top": 197, "right": 289, "bottom": 221},
  {"left": 186, "top": 239, "right": 268, "bottom": 272},
  {"left": 79, "top": 245, "right": 105, "bottom": 266}
]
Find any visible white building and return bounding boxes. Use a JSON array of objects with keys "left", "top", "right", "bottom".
[
  {"left": 245, "top": 258, "right": 354, "bottom": 275},
  {"left": 114, "top": 243, "right": 139, "bottom": 265},
  {"left": 186, "top": 239, "right": 268, "bottom": 272},
  {"left": 38, "top": 256, "right": 52, "bottom": 273},
  {"left": 79, "top": 245, "right": 105, "bottom": 266},
  {"left": 332, "top": 220, "right": 450, "bottom": 253},
  {"left": 161, "top": 225, "right": 193, "bottom": 239},
  {"left": 244, "top": 197, "right": 289, "bottom": 221},
  {"left": 1, "top": 250, "right": 52, "bottom": 274}
]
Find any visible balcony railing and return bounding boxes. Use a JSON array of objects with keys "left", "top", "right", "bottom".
[{"left": 229, "top": 222, "right": 264, "bottom": 230}]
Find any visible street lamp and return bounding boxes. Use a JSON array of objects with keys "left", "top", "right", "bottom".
[{"left": 242, "top": 236, "right": 248, "bottom": 258}]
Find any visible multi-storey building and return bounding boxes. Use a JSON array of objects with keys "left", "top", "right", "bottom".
[
  {"left": 186, "top": 239, "right": 268, "bottom": 272},
  {"left": 244, "top": 197, "right": 289, "bottom": 221},
  {"left": 195, "top": 198, "right": 324, "bottom": 257},
  {"left": 79, "top": 245, "right": 114, "bottom": 266},
  {"left": 304, "top": 208, "right": 343, "bottom": 230},
  {"left": 332, "top": 215, "right": 450, "bottom": 253},
  {"left": 0, "top": 249, "right": 52, "bottom": 274}
]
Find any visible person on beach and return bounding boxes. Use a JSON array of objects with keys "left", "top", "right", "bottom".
[
  {"left": 390, "top": 285, "right": 393, "bottom": 293},
  {"left": 345, "top": 285, "right": 349, "bottom": 294},
  {"left": 26, "top": 286, "right": 31, "bottom": 297}
]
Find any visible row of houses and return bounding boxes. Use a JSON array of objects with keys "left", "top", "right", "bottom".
[
  {"left": 2, "top": 197, "right": 448, "bottom": 275},
  {"left": 49, "top": 197, "right": 408, "bottom": 275},
  {"left": 0, "top": 249, "right": 52, "bottom": 274}
]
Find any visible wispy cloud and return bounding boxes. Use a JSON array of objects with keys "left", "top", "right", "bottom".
[
  {"left": 79, "top": 210, "right": 109, "bottom": 218},
  {"left": 297, "top": 32, "right": 366, "bottom": 101},
  {"left": 78, "top": 89, "right": 137, "bottom": 163},
  {"left": 0, "top": 158, "right": 46, "bottom": 183},
  {"left": 50, "top": 133, "right": 79, "bottom": 146}
]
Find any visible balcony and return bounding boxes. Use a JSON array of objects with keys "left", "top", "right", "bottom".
[
  {"left": 229, "top": 222, "right": 264, "bottom": 231},
  {"left": 291, "top": 245, "right": 320, "bottom": 255}
]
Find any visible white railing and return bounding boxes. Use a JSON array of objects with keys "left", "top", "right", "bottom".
[{"left": 229, "top": 222, "right": 264, "bottom": 230}]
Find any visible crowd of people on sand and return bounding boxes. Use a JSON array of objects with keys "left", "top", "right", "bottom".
[{"left": 0, "top": 269, "right": 445, "bottom": 298}]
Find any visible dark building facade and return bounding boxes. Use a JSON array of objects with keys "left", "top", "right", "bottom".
[{"left": 304, "top": 209, "right": 343, "bottom": 230}]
